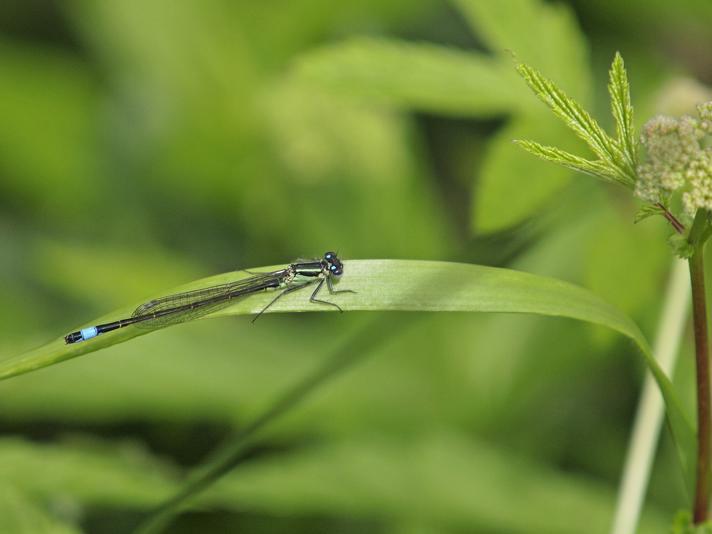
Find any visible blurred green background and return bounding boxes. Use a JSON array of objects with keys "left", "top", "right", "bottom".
[{"left": 1, "top": 0, "right": 711, "bottom": 532}]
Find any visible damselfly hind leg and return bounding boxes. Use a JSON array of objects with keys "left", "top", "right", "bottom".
[
  {"left": 251, "top": 281, "right": 313, "bottom": 323},
  {"left": 326, "top": 275, "right": 356, "bottom": 295}
]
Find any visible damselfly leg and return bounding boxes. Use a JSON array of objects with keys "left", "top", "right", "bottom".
[
  {"left": 326, "top": 275, "right": 357, "bottom": 296},
  {"left": 252, "top": 281, "right": 315, "bottom": 323}
]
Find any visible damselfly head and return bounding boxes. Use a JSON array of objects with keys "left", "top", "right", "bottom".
[{"left": 324, "top": 251, "right": 343, "bottom": 276}]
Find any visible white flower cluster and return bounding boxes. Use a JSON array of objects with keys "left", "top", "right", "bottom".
[{"left": 635, "top": 102, "right": 712, "bottom": 215}]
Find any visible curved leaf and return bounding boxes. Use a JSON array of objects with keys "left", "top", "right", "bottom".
[
  {"left": 294, "top": 37, "right": 517, "bottom": 116},
  {"left": 0, "top": 259, "right": 694, "bottom": 490}
]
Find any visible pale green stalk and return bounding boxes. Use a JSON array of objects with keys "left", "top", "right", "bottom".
[{"left": 610, "top": 259, "right": 690, "bottom": 534}]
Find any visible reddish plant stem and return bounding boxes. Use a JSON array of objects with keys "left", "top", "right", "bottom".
[
  {"left": 690, "top": 248, "right": 712, "bottom": 523},
  {"left": 656, "top": 202, "right": 685, "bottom": 234}
]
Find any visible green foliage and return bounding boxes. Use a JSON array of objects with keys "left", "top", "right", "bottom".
[
  {"left": 295, "top": 38, "right": 515, "bottom": 116},
  {"left": 608, "top": 53, "right": 638, "bottom": 167},
  {"left": 0, "top": 438, "right": 175, "bottom": 508},
  {"left": 669, "top": 232, "right": 696, "bottom": 259},
  {"left": 515, "top": 140, "right": 619, "bottom": 182},
  {"left": 672, "top": 510, "right": 712, "bottom": 533},
  {"left": 0, "top": 485, "right": 80, "bottom": 534},
  {"left": 584, "top": 203, "right": 669, "bottom": 317},
  {"left": 0, "top": 259, "right": 664, "bottom": 380},
  {"left": 0, "top": 0, "right": 706, "bottom": 532},
  {"left": 295, "top": 0, "right": 591, "bottom": 232},
  {"left": 515, "top": 54, "right": 638, "bottom": 189},
  {"left": 0, "top": 435, "right": 672, "bottom": 534},
  {"left": 0, "top": 40, "right": 100, "bottom": 218},
  {"left": 6, "top": 258, "right": 697, "bottom": 515},
  {"left": 212, "top": 434, "right": 670, "bottom": 534},
  {"left": 635, "top": 203, "right": 666, "bottom": 224}
]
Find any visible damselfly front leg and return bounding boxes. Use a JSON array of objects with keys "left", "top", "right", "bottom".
[{"left": 309, "top": 278, "right": 346, "bottom": 312}]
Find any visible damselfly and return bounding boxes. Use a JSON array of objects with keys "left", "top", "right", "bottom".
[{"left": 64, "top": 252, "right": 353, "bottom": 344}]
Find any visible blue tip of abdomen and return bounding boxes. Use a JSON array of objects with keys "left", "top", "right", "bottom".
[{"left": 80, "top": 326, "right": 98, "bottom": 341}]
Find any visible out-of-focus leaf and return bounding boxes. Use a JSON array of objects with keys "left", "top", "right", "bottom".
[
  {"left": 0, "top": 435, "right": 669, "bottom": 534},
  {"left": 294, "top": 37, "right": 517, "bottom": 116},
  {"left": 453, "top": 0, "right": 588, "bottom": 82},
  {"left": 458, "top": 0, "right": 592, "bottom": 232},
  {"left": 570, "top": 0, "right": 712, "bottom": 36},
  {"left": 670, "top": 509, "right": 712, "bottom": 533},
  {"left": 584, "top": 204, "right": 669, "bottom": 318},
  {"left": 293, "top": 0, "right": 592, "bottom": 232},
  {"left": 0, "top": 40, "right": 100, "bottom": 216},
  {"left": 261, "top": 80, "right": 451, "bottom": 257},
  {"left": 474, "top": 118, "right": 571, "bottom": 230},
  {"left": 0, "top": 438, "right": 175, "bottom": 508},
  {"left": 0, "top": 485, "right": 81, "bottom": 534},
  {"left": 212, "top": 434, "right": 669, "bottom": 534},
  {"left": 31, "top": 240, "right": 200, "bottom": 311},
  {"left": 67, "top": 0, "right": 290, "bottom": 243}
]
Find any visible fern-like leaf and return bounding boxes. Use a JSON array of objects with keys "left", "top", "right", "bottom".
[
  {"left": 515, "top": 140, "right": 618, "bottom": 182},
  {"left": 608, "top": 52, "right": 637, "bottom": 169},
  {"left": 517, "top": 63, "right": 616, "bottom": 160},
  {"left": 633, "top": 203, "right": 664, "bottom": 224},
  {"left": 516, "top": 58, "right": 637, "bottom": 188}
]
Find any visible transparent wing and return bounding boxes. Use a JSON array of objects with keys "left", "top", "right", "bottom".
[{"left": 131, "top": 270, "right": 284, "bottom": 329}]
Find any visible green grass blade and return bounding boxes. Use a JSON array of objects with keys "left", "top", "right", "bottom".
[{"left": 0, "top": 259, "right": 694, "bottom": 493}]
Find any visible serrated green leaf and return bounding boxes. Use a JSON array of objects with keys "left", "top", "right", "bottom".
[
  {"left": 608, "top": 52, "right": 637, "bottom": 168},
  {"left": 515, "top": 139, "right": 618, "bottom": 182},
  {"left": 669, "top": 233, "right": 695, "bottom": 259},
  {"left": 1, "top": 259, "right": 694, "bottom": 497},
  {"left": 516, "top": 63, "right": 632, "bottom": 185},
  {"left": 634, "top": 204, "right": 665, "bottom": 224},
  {"left": 294, "top": 37, "right": 516, "bottom": 116}
]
